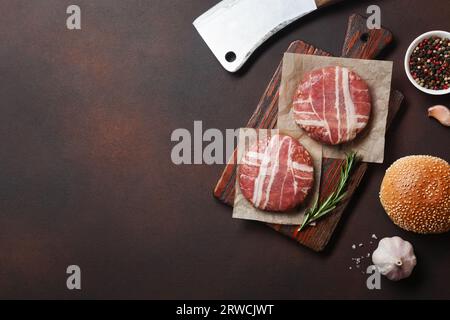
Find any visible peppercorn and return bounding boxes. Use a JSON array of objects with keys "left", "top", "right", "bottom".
[{"left": 409, "top": 36, "right": 450, "bottom": 90}]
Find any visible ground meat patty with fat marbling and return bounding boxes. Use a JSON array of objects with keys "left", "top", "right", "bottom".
[
  {"left": 293, "top": 66, "right": 371, "bottom": 145},
  {"left": 238, "top": 134, "right": 314, "bottom": 212}
]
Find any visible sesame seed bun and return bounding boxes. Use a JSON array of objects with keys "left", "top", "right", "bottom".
[{"left": 379, "top": 155, "right": 450, "bottom": 234}]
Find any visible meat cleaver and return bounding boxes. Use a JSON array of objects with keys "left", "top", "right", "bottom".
[{"left": 193, "top": 0, "right": 342, "bottom": 72}]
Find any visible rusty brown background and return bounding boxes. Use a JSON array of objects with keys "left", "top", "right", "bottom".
[{"left": 0, "top": 0, "right": 449, "bottom": 299}]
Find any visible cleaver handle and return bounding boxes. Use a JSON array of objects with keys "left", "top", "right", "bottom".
[{"left": 315, "top": 0, "right": 345, "bottom": 8}]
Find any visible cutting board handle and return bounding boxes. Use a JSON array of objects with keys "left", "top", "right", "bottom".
[{"left": 341, "top": 14, "right": 393, "bottom": 59}]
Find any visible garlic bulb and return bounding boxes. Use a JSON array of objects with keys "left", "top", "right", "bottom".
[
  {"left": 428, "top": 105, "right": 450, "bottom": 127},
  {"left": 372, "top": 236, "right": 417, "bottom": 281}
]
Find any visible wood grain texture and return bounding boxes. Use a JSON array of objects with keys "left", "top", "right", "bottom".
[
  {"left": 315, "top": 0, "right": 344, "bottom": 9},
  {"left": 342, "top": 14, "right": 393, "bottom": 59},
  {"left": 213, "top": 15, "right": 403, "bottom": 251}
]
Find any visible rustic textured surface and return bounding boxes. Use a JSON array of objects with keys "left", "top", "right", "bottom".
[{"left": 0, "top": 0, "right": 449, "bottom": 299}]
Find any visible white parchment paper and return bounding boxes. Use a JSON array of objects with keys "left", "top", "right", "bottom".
[
  {"left": 232, "top": 128, "right": 322, "bottom": 225},
  {"left": 278, "top": 53, "right": 393, "bottom": 163}
]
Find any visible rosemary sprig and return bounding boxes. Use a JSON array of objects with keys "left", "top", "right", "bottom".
[{"left": 298, "top": 152, "right": 358, "bottom": 232}]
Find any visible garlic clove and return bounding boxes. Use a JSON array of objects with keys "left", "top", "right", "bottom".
[{"left": 428, "top": 105, "right": 450, "bottom": 127}]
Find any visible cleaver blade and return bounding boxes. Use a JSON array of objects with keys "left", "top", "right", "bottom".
[{"left": 193, "top": 0, "right": 341, "bottom": 72}]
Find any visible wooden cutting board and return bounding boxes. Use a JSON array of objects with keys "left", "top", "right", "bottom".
[{"left": 213, "top": 14, "right": 404, "bottom": 251}]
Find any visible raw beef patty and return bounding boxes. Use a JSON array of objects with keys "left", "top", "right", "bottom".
[
  {"left": 293, "top": 66, "right": 371, "bottom": 145},
  {"left": 238, "top": 134, "right": 314, "bottom": 212}
]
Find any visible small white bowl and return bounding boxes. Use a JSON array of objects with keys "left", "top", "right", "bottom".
[{"left": 404, "top": 30, "right": 450, "bottom": 95}]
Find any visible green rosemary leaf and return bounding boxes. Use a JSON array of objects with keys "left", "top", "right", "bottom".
[{"left": 298, "top": 152, "right": 358, "bottom": 232}]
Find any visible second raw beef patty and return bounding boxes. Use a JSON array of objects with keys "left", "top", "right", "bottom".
[
  {"left": 293, "top": 66, "right": 371, "bottom": 145},
  {"left": 238, "top": 134, "right": 314, "bottom": 212}
]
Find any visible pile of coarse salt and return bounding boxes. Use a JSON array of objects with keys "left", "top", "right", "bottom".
[{"left": 348, "top": 234, "right": 378, "bottom": 273}]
